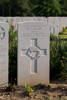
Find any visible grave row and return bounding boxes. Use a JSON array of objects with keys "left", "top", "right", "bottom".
[
  {"left": 0, "top": 17, "right": 67, "bottom": 35},
  {"left": 0, "top": 21, "right": 50, "bottom": 86},
  {"left": 1, "top": 18, "right": 66, "bottom": 86}
]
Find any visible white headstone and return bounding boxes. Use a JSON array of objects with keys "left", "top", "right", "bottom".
[
  {"left": 18, "top": 21, "right": 50, "bottom": 86},
  {"left": 0, "top": 23, "right": 8, "bottom": 86},
  {"left": 22, "top": 17, "right": 47, "bottom": 23},
  {"left": 48, "top": 17, "right": 60, "bottom": 35},
  {"left": 60, "top": 17, "right": 67, "bottom": 30}
]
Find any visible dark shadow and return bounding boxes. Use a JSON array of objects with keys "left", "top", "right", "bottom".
[{"left": 50, "top": 80, "right": 67, "bottom": 84}]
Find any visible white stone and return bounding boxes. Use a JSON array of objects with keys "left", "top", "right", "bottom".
[
  {"left": 48, "top": 17, "right": 60, "bottom": 35},
  {"left": 0, "top": 23, "right": 9, "bottom": 86},
  {"left": 18, "top": 21, "right": 50, "bottom": 86}
]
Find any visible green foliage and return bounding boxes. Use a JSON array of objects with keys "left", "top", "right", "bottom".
[
  {"left": 61, "top": 0, "right": 67, "bottom": 16},
  {"left": 50, "top": 35, "right": 67, "bottom": 80},
  {"left": 59, "top": 35, "right": 67, "bottom": 39},
  {"left": 50, "top": 34, "right": 58, "bottom": 40},
  {"left": 63, "top": 28, "right": 67, "bottom": 32},
  {"left": 50, "top": 39, "right": 62, "bottom": 79},
  {"left": 9, "top": 23, "right": 17, "bottom": 84},
  {"left": 29, "top": 0, "right": 62, "bottom": 16},
  {"left": 59, "top": 32, "right": 64, "bottom": 35},
  {"left": 0, "top": 0, "right": 67, "bottom": 16},
  {"left": 59, "top": 26, "right": 67, "bottom": 35},
  {"left": 25, "top": 85, "right": 34, "bottom": 94},
  {"left": 10, "top": 0, "right": 32, "bottom": 16},
  {"left": 0, "top": 0, "right": 32, "bottom": 16}
]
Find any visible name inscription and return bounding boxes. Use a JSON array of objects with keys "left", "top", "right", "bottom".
[{"left": 21, "top": 22, "right": 49, "bottom": 37}]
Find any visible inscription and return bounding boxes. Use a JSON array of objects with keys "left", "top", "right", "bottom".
[{"left": 22, "top": 22, "right": 49, "bottom": 37}]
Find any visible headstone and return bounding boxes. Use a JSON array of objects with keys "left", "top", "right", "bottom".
[
  {"left": 0, "top": 17, "right": 6, "bottom": 22},
  {"left": 0, "top": 23, "right": 8, "bottom": 86},
  {"left": 61, "top": 17, "right": 67, "bottom": 29},
  {"left": 18, "top": 21, "right": 50, "bottom": 86},
  {"left": 22, "top": 17, "right": 47, "bottom": 24},
  {"left": 48, "top": 17, "right": 60, "bottom": 35}
]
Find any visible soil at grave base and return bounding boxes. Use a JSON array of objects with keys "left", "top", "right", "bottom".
[{"left": 0, "top": 82, "right": 67, "bottom": 100}]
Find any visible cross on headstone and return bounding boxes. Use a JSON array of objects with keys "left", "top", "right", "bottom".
[
  {"left": 18, "top": 21, "right": 50, "bottom": 86},
  {"left": 22, "top": 39, "right": 47, "bottom": 74},
  {"left": 0, "top": 26, "right": 5, "bottom": 40}
]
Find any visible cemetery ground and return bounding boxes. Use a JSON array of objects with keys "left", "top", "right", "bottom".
[
  {"left": 0, "top": 35, "right": 67, "bottom": 99},
  {"left": 0, "top": 21, "right": 66, "bottom": 100},
  {"left": 7, "top": 24, "right": 67, "bottom": 100},
  {"left": 1, "top": 83, "right": 67, "bottom": 100}
]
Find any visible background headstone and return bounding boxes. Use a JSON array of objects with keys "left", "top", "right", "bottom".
[
  {"left": 48, "top": 17, "right": 60, "bottom": 35},
  {"left": 18, "top": 21, "right": 50, "bottom": 86},
  {"left": 0, "top": 23, "right": 8, "bottom": 86},
  {"left": 0, "top": 17, "right": 66, "bottom": 35}
]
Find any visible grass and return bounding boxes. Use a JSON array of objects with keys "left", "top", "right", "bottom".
[
  {"left": 59, "top": 35, "right": 67, "bottom": 39},
  {"left": 59, "top": 30, "right": 67, "bottom": 39},
  {"left": 63, "top": 31, "right": 67, "bottom": 34}
]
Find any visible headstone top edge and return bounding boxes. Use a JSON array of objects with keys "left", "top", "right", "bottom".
[
  {"left": 18, "top": 21, "right": 48, "bottom": 24},
  {"left": 0, "top": 22, "right": 8, "bottom": 24},
  {"left": 0, "top": 23, "right": 9, "bottom": 26}
]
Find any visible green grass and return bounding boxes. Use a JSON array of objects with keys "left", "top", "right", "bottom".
[
  {"left": 63, "top": 31, "right": 67, "bottom": 34},
  {"left": 59, "top": 35, "right": 67, "bottom": 39}
]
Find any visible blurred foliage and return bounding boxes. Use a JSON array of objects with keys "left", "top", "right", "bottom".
[
  {"left": 50, "top": 34, "right": 67, "bottom": 80},
  {"left": 59, "top": 25, "right": 67, "bottom": 36},
  {"left": 9, "top": 23, "right": 17, "bottom": 84},
  {"left": 25, "top": 85, "right": 34, "bottom": 96},
  {"left": 29, "top": 0, "right": 62, "bottom": 16},
  {"left": 50, "top": 34, "right": 59, "bottom": 40},
  {"left": 0, "top": 0, "right": 67, "bottom": 16}
]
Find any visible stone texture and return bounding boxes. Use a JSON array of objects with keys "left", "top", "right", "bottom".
[
  {"left": 48, "top": 17, "right": 60, "bottom": 35},
  {"left": 18, "top": 21, "right": 50, "bottom": 86},
  {"left": 0, "top": 23, "right": 9, "bottom": 86},
  {"left": 0, "top": 17, "right": 67, "bottom": 35}
]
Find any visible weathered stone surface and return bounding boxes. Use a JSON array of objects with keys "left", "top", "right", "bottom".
[
  {"left": 0, "top": 17, "right": 67, "bottom": 35},
  {"left": 48, "top": 17, "right": 60, "bottom": 35},
  {"left": 0, "top": 23, "right": 9, "bottom": 86},
  {"left": 18, "top": 21, "right": 50, "bottom": 86}
]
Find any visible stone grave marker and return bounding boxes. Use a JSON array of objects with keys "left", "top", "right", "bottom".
[
  {"left": 0, "top": 23, "right": 8, "bottom": 86},
  {"left": 18, "top": 21, "right": 50, "bottom": 86},
  {"left": 48, "top": 17, "right": 60, "bottom": 35}
]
